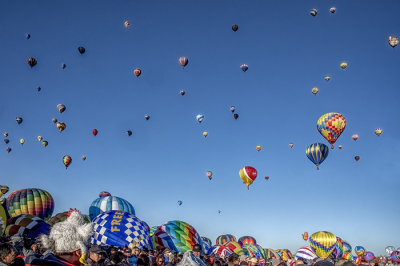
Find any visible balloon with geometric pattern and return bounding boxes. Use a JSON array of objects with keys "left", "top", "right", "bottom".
[
  {"left": 210, "top": 245, "right": 233, "bottom": 259},
  {"left": 242, "top": 244, "right": 263, "bottom": 259},
  {"left": 276, "top": 249, "right": 293, "bottom": 261},
  {"left": 238, "top": 236, "right": 257, "bottom": 246},
  {"left": 216, "top": 234, "right": 236, "bottom": 245},
  {"left": 391, "top": 251, "right": 400, "bottom": 263},
  {"left": 265, "top": 248, "right": 280, "bottom": 259},
  {"left": 5, "top": 214, "right": 50, "bottom": 239},
  {"left": 317, "top": 112, "right": 346, "bottom": 149},
  {"left": 91, "top": 210, "right": 152, "bottom": 249},
  {"left": 363, "top": 251, "right": 375, "bottom": 262},
  {"left": 309, "top": 231, "right": 337, "bottom": 259},
  {"left": 6, "top": 188, "right": 54, "bottom": 221},
  {"left": 295, "top": 246, "right": 317, "bottom": 262},
  {"left": 201, "top": 237, "right": 212, "bottom": 247},
  {"left": 342, "top": 241, "right": 352, "bottom": 253},
  {"left": 354, "top": 246, "right": 365, "bottom": 257},
  {"left": 224, "top": 241, "right": 244, "bottom": 255}
]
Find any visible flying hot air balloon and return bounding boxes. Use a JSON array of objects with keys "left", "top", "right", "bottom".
[
  {"left": 302, "top": 232, "right": 309, "bottom": 241},
  {"left": 354, "top": 156, "right": 360, "bottom": 162},
  {"left": 42, "top": 141, "right": 48, "bottom": 147},
  {"left": 126, "top": 130, "right": 132, "bottom": 136},
  {"left": 179, "top": 90, "right": 186, "bottom": 95},
  {"left": 203, "top": 132, "right": 208, "bottom": 138},
  {"left": 317, "top": 112, "right": 346, "bottom": 148},
  {"left": 61, "top": 63, "right": 66, "bottom": 69},
  {"left": 177, "top": 200, "right": 183, "bottom": 206},
  {"left": 352, "top": 134, "right": 359, "bottom": 141},
  {"left": 240, "top": 64, "right": 248, "bottom": 72},
  {"left": 306, "top": 143, "right": 329, "bottom": 170},
  {"left": 134, "top": 68, "right": 141, "bottom": 77},
  {"left": 230, "top": 106, "right": 236, "bottom": 112},
  {"left": 338, "top": 145, "right": 343, "bottom": 149},
  {"left": 340, "top": 62, "right": 348, "bottom": 70},
  {"left": 232, "top": 24, "right": 239, "bottom": 32},
  {"left": 37, "top": 136, "right": 43, "bottom": 142},
  {"left": 57, "top": 104, "right": 66, "bottom": 113},
  {"left": 374, "top": 128, "right": 382, "bottom": 136},
  {"left": 6, "top": 148, "right": 11, "bottom": 153},
  {"left": 312, "top": 87, "right": 319, "bottom": 95},
  {"left": 124, "top": 21, "right": 130, "bottom": 28},
  {"left": 56, "top": 122, "right": 66, "bottom": 132},
  {"left": 330, "top": 7, "right": 336, "bottom": 13},
  {"left": 20, "top": 139, "right": 25, "bottom": 145},
  {"left": 239, "top": 166, "right": 257, "bottom": 189},
  {"left": 265, "top": 176, "right": 269, "bottom": 181},
  {"left": 206, "top": 171, "right": 213, "bottom": 180},
  {"left": 325, "top": 76, "right": 331, "bottom": 81},
  {"left": 3, "top": 132, "right": 8, "bottom": 137},
  {"left": 309, "top": 231, "right": 337, "bottom": 259},
  {"left": 4, "top": 139, "right": 9, "bottom": 144},
  {"left": 144, "top": 114, "right": 150, "bottom": 120},
  {"left": 388, "top": 36, "right": 399, "bottom": 48},
  {"left": 27, "top": 57, "right": 37, "bottom": 68},
  {"left": 81, "top": 155, "right": 86, "bottom": 161},
  {"left": 179, "top": 57, "right": 188, "bottom": 68},
  {"left": 63, "top": 155, "right": 72, "bottom": 169},
  {"left": 92, "top": 129, "right": 98, "bottom": 136},
  {"left": 310, "top": 9, "right": 318, "bottom": 16},
  {"left": 26, "top": 33, "right": 31, "bottom": 39},
  {"left": 233, "top": 113, "right": 239, "bottom": 120},
  {"left": 256, "top": 146, "right": 261, "bottom": 152},
  {"left": 16, "top": 117, "right": 23, "bottom": 124},
  {"left": 289, "top": 143, "right": 294, "bottom": 148},
  {"left": 78, "top": 46, "right": 86, "bottom": 54},
  {"left": 196, "top": 114, "right": 204, "bottom": 123},
  {"left": 52, "top": 118, "right": 58, "bottom": 124},
  {"left": 37, "top": 86, "right": 41, "bottom": 92}
]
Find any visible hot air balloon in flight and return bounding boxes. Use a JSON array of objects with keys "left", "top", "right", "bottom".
[
  {"left": 265, "top": 176, "right": 269, "bottom": 181},
  {"left": 4, "top": 139, "right": 9, "bottom": 144},
  {"left": 57, "top": 104, "right": 66, "bottom": 113},
  {"left": 354, "top": 156, "right": 360, "bottom": 162},
  {"left": 63, "top": 155, "right": 72, "bottom": 169},
  {"left": 203, "top": 132, "right": 208, "bottom": 138},
  {"left": 388, "top": 36, "right": 399, "bottom": 48},
  {"left": 317, "top": 112, "right": 346, "bottom": 148},
  {"left": 27, "top": 57, "right": 37, "bottom": 68},
  {"left": 6, "top": 148, "right": 11, "bottom": 153},
  {"left": 310, "top": 9, "right": 318, "bottom": 16},
  {"left": 309, "top": 231, "right": 337, "bottom": 259},
  {"left": 325, "top": 76, "right": 331, "bottom": 81},
  {"left": 206, "top": 171, "right": 213, "bottom": 180},
  {"left": 312, "top": 87, "right": 319, "bottom": 95},
  {"left": 352, "top": 134, "right": 359, "bottom": 141},
  {"left": 92, "top": 129, "right": 98, "bottom": 136},
  {"left": 180, "top": 90, "right": 186, "bottom": 95},
  {"left": 56, "top": 122, "right": 66, "bottom": 132},
  {"left": 3, "top": 132, "right": 8, "bottom": 137},
  {"left": 289, "top": 143, "right": 294, "bottom": 148},
  {"left": 16, "top": 117, "right": 23, "bottom": 124},
  {"left": 26, "top": 33, "right": 31, "bottom": 39},
  {"left": 81, "top": 155, "right": 86, "bottom": 161},
  {"left": 20, "top": 139, "right": 25, "bottom": 145},
  {"left": 338, "top": 145, "right": 343, "bottom": 149},
  {"left": 230, "top": 106, "right": 236, "bottom": 112},
  {"left": 256, "top": 146, "right": 261, "bottom": 152},
  {"left": 386, "top": 246, "right": 396, "bottom": 255},
  {"left": 196, "top": 114, "right": 204, "bottom": 123},
  {"left": 42, "top": 141, "right": 48, "bottom": 147},
  {"left": 374, "top": 128, "right": 382, "bottom": 136},
  {"left": 306, "top": 143, "right": 329, "bottom": 170},
  {"left": 124, "top": 21, "right": 130, "bottom": 28},
  {"left": 61, "top": 63, "right": 66, "bottom": 69},
  {"left": 232, "top": 24, "right": 239, "bottom": 32},
  {"left": 179, "top": 57, "right": 188, "bottom": 68},
  {"left": 330, "top": 7, "right": 336, "bottom": 13},
  {"left": 340, "top": 62, "right": 348, "bottom": 70},
  {"left": 134, "top": 68, "right": 141, "bottom": 77},
  {"left": 37, "top": 86, "right": 41, "bottom": 92},
  {"left": 302, "top": 232, "right": 309, "bottom": 241},
  {"left": 126, "top": 130, "right": 132, "bottom": 136},
  {"left": 233, "top": 113, "right": 239, "bottom": 120},
  {"left": 144, "top": 114, "right": 150, "bottom": 120},
  {"left": 240, "top": 64, "right": 248, "bottom": 72},
  {"left": 239, "top": 166, "right": 257, "bottom": 189},
  {"left": 78, "top": 46, "right": 86, "bottom": 54},
  {"left": 52, "top": 118, "right": 57, "bottom": 123},
  {"left": 37, "top": 136, "right": 43, "bottom": 142},
  {"left": 177, "top": 200, "right": 183, "bottom": 206}
]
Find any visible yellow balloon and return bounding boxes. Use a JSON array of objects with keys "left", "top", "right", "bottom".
[
  {"left": 340, "top": 62, "right": 348, "bottom": 69},
  {"left": 312, "top": 87, "right": 319, "bottom": 95},
  {"left": 309, "top": 231, "right": 337, "bottom": 259},
  {"left": 37, "top": 136, "right": 43, "bottom": 142},
  {"left": 20, "top": 139, "right": 25, "bottom": 145},
  {"left": 203, "top": 131, "right": 208, "bottom": 137},
  {"left": 375, "top": 128, "right": 383, "bottom": 136},
  {"left": 42, "top": 141, "right": 48, "bottom": 147},
  {"left": 256, "top": 146, "right": 261, "bottom": 151}
]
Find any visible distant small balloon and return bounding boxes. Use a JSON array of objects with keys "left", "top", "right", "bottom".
[
  {"left": 52, "top": 118, "right": 58, "bottom": 124},
  {"left": 240, "top": 64, "right": 248, "bottom": 72},
  {"left": 352, "top": 134, "right": 359, "bottom": 141},
  {"left": 92, "top": 129, "right": 98, "bottom": 136},
  {"left": 265, "top": 176, "right": 269, "bottom": 181},
  {"left": 126, "top": 130, "right": 132, "bottom": 136},
  {"left": 42, "top": 141, "right": 48, "bottom": 147},
  {"left": 3, "top": 132, "right": 8, "bottom": 137},
  {"left": 324, "top": 76, "right": 331, "bottom": 81},
  {"left": 20, "top": 138, "right": 25, "bottom": 145},
  {"left": 81, "top": 155, "right": 86, "bottom": 161},
  {"left": 203, "top": 132, "right": 208, "bottom": 138},
  {"left": 63, "top": 155, "right": 72, "bottom": 169},
  {"left": 330, "top": 7, "right": 336, "bottom": 13},
  {"left": 26, "top": 33, "right": 31, "bottom": 39},
  {"left": 37, "top": 136, "right": 43, "bottom": 142},
  {"left": 218, "top": 210, "right": 221, "bottom": 214},
  {"left": 57, "top": 122, "right": 66, "bottom": 132},
  {"left": 37, "top": 86, "right": 41, "bottom": 92},
  {"left": 310, "top": 9, "right": 318, "bottom": 16},
  {"left": 196, "top": 114, "right": 204, "bottom": 123},
  {"left": 180, "top": 90, "right": 186, "bottom": 96},
  {"left": 134, "top": 68, "right": 141, "bottom": 77},
  {"left": 4, "top": 139, "right": 9, "bottom": 144},
  {"left": 179, "top": 56, "right": 188, "bottom": 68},
  {"left": 206, "top": 171, "right": 213, "bottom": 180},
  {"left": 61, "top": 63, "right": 66, "bottom": 69},
  {"left": 124, "top": 20, "right": 130, "bottom": 28},
  {"left": 177, "top": 200, "right": 183, "bottom": 206},
  {"left": 338, "top": 145, "right": 343, "bottom": 149},
  {"left": 389, "top": 36, "right": 399, "bottom": 48},
  {"left": 78, "top": 46, "right": 86, "bottom": 54},
  {"left": 144, "top": 114, "right": 150, "bottom": 120},
  {"left": 289, "top": 143, "right": 294, "bottom": 148},
  {"left": 340, "top": 62, "right": 348, "bottom": 70},
  {"left": 16, "top": 117, "right": 23, "bottom": 124},
  {"left": 6, "top": 147, "right": 11, "bottom": 153},
  {"left": 27, "top": 57, "right": 37, "bottom": 68},
  {"left": 374, "top": 128, "right": 383, "bottom": 136},
  {"left": 256, "top": 146, "right": 261, "bottom": 152},
  {"left": 355, "top": 156, "right": 360, "bottom": 162},
  {"left": 230, "top": 106, "right": 236, "bottom": 112},
  {"left": 312, "top": 87, "right": 319, "bottom": 95},
  {"left": 57, "top": 104, "right": 66, "bottom": 113},
  {"left": 232, "top": 24, "right": 239, "bottom": 32},
  {"left": 233, "top": 113, "right": 239, "bottom": 120}
]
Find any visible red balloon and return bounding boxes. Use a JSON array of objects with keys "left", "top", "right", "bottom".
[{"left": 92, "top": 129, "right": 98, "bottom": 136}]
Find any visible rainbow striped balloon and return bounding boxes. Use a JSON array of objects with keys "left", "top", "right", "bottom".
[
  {"left": 216, "top": 234, "right": 236, "bottom": 245},
  {"left": 242, "top": 244, "right": 263, "bottom": 259},
  {"left": 6, "top": 188, "right": 54, "bottom": 221},
  {"left": 238, "top": 236, "right": 257, "bottom": 246},
  {"left": 89, "top": 195, "right": 135, "bottom": 220}
]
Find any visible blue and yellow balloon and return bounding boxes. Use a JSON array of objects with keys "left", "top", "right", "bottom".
[{"left": 306, "top": 143, "right": 329, "bottom": 170}]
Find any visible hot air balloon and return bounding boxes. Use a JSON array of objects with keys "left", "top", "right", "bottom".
[
  {"left": 232, "top": 24, "right": 239, "bottom": 32},
  {"left": 20, "top": 139, "right": 25, "bottom": 145},
  {"left": 317, "top": 112, "right": 346, "bottom": 148},
  {"left": 325, "top": 76, "right": 331, "bottom": 81},
  {"left": 26, "top": 33, "right": 31, "bottom": 39},
  {"left": 177, "top": 200, "right": 183, "bottom": 206},
  {"left": 3, "top": 132, "right": 8, "bottom": 137},
  {"left": 340, "top": 62, "right": 348, "bottom": 69},
  {"left": 98, "top": 191, "right": 111, "bottom": 197},
  {"left": 256, "top": 146, "right": 261, "bottom": 152},
  {"left": 16, "top": 117, "right": 23, "bottom": 124},
  {"left": 276, "top": 249, "right": 293, "bottom": 261},
  {"left": 57, "top": 122, "right": 66, "bottom": 132},
  {"left": 126, "top": 130, "right": 132, "bottom": 136},
  {"left": 239, "top": 166, "right": 257, "bottom": 189},
  {"left": 91, "top": 210, "right": 152, "bottom": 249},
  {"left": 203, "top": 132, "right": 208, "bottom": 138},
  {"left": 0, "top": 205, "right": 6, "bottom": 234},
  {"left": 295, "top": 247, "right": 317, "bottom": 262},
  {"left": 216, "top": 235, "right": 236, "bottom": 245},
  {"left": 81, "top": 155, "right": 86, "bottom": 161},
  {"left": 27, "top": 57, "right": 37, "bottom": 68},
  {"left": 289, "top": 143, "right": 294, "bottom": 148},
  {"left": 180, "top": 90, "right": 186, "bottom": 95},
  {"left": 210, "top": 245, "right": 233, "bottom": 259},
  {"left": 352, "top": 134, "right": 359, "bottom": 141},
  {"left": 312, "top": 87, "right": 319, "bottom": 95},
  {"left": 391, "top": 251, "right": 400, "bottom": 263},
  {"left": 310, "top": 9, "right": 318, "bottom": 16},
  {"left": 92, "top": 129, "right": 98, "bottom": 136},
  {"left": 196, "top": 114, "right": 204, "bottom": 123},
  {"left": 230, "top": 106, "right": 236, "bottom": 112},
  {"left": 57, "top": 104, "right": 66, "bottom": 113},
  {"left": 386, "top": 246, "right": 396, "bottom": 255},
  {"left": 6, "top": 188, "right": 54, "bottom": 220},
  {"left": 354, "top": 156, "right": 360, "bottom": 162},
  {"left": 342, "top": 241, "right": 352, "bottom": 253},
  {"left": 224, "top": 241, "right": 244, "bottom": 255},
  {"left": 201, "top": 237, "right": 212, "bottom": 247},
  {"left": 124, "top": 20, "right": 130, "bottom": 28},
  {"left": 179, "top": 57, "right": 188, "bottom": 68},
  {"left": 42, "top": 141, "right": 48, "bottom": 147},
  {"left": 63, "top": 155, "right": 72, "bottom": 169},
  {"left": 363, "top": 251, "right": 375, "bottom": 262},
  {"left": 6, "top": 148, "right": 11, "bottom": 153},
  {"left": 238, "top": 236, "right": 257, "bottom": 246},
  {"left": 240, "top": 64, "right": 248, "bottom": 72},
  {"left": 338, "top": 145, "right": 343, "bottom": 149},
  {"left": 306, "top": 143, "right": 329, "bottom": 170},
  {"left": 265, "top": 176, "right": 269, "bottom": 181},
  {"left": 37, "top": 86, "right": 41, "bottom": 92},
  {"left": 0, "top": 186, "right": 9, "bottom": 198},
  {"left": 374, "top": 128, "right": 382, "bottom": 136},
  {"left": 331, "top": 237, "right": 344, "bottom": 259},
  {"left": 202, "top": 240, "right": 212, "bottom": 255},
  {"left": 206, "top": 171, "right": 213, "bottom": 180},
  {"left": 309, "top": 231, "right": 337, "bottom": 259},
  {"left": 52, "top": 118, "right": 57, "bottom": 123},
  {"left": 388, "top": 36, "right": 399, "bottom": 48},
  {"left": 330, "top": 7, "right": 336, "bottom": 13},
  {"left": 354, "top": 246, "right": 365, "bottom": 257},
  {"left": 134, "top": 68, "right": 141, "bottom": 77},
  {"left": 37, "top": 136, "right": 43, "bottom": 142},
  {"left": 89, "top": 195, "right": 135, "bottom": 219},
  {"left": 302, "top": 232, "right": 309, "bottom": 241},
  {"left": 4, "top": 139, "right": 9, "bottom": 144},
  {"left": 218, "top": 210, "right": 221, "bottom": 214},
  {"left": 78, "top": 46, "right": 86, "bottom": 54},
  {"left": 61, "top": 63, "right": 66, "bottom": 69},
  {"left": 5, "top": 215, "right": 51, "bottom": 239},
  {"left": 144, "top": 114, "right": 150, "bottom": 120},
  {"left": 233, "top": 113, "right": 239, "bottom": 120}
]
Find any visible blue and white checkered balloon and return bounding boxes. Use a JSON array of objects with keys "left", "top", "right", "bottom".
[{"left": 91, "top": 210, "right": 152, "bottom": 249}]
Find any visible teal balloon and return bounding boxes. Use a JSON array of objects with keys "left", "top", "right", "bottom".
[{"left": 306, "top": 143, "right": 329, "bottom": 170}]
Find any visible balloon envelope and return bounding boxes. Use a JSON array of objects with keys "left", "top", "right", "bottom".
[
  {"left": 309, "top": 231, "right": 337, "bottom": 259},
  {"left": 5, "top": 215, "right": 50, "bottom": 239},
  {"left": 306, "top": 143, "right": 329, "bottom": 170},
  {"left": 216, "top": 234, "right": 236, "bottom": 245},
  {"left": 317, "top": 112, "right": 346, "bottom": 148},
  {"left": 296, "top": 246, "right": 317, "bottom": 262},
  {"left": 89, "top": 195, "right": 135, "bottom": 220}
]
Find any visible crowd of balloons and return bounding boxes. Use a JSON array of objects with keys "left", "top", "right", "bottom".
[{"left": 0, "top": 187, "right": 399, "bottom": 264}]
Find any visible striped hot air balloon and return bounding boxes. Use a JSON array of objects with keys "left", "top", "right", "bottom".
[
  {"left": 224, "top": 241, "right": 244, "bottom": 255},
  {"left": 295, "top": 247, "right": 317, "bottom": 262},
  {"left": 309, "top": 231, "right": 337, "bottom": 259},
  {"left": 239, "top": 167, "right": 258, "bottom": 189},
  {"left": 216, "top": 234, "right": 236, "bottom": 245},
  {"left": 210, "top": 245, "right": 233, "bottom": 259},
  {"left": 306, "top": 143, "right": 329, "bottom": 170},
  {"left": 89, "top": 195, "right": 135, "bottom": 220}
]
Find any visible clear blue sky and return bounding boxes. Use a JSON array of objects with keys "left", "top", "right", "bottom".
[{"left": 0, "top": 0, "right": 399, "bottom": 256}]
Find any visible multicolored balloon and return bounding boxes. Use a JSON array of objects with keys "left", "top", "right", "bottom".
[
  {"left": 239, "top": 166, "right": 258, "bottom": 189},
  {"left": 238, "top": 236, "right": 257, "bottom": 246},
  {"left": 224, "top": 241, "right": 244, "bottom": 255},
  {"left": 202, "top": 239, "right": 212, "bottom": 255},
  {"left": 265, "top": 248, "right": 280, "bottom": 259},
  {"left": 5, "top": 215, "right": 50, "bottom": 239},
  {"left": 295, "top": 246, "right": 317, "bottom": 262},
  {"left": 354, "top": 246, "right": 365, "bottom": 257},
  {"left": 42, "top": 141, "right": 48, "bottom": 147},
  {"left": 240, "top": 64, "right": 248, "bottom": 72},
  {"left": 196, "top": 114, "right": 204, "bottom": 123},
  {"left": 388, "top": 36, "right": 399, "bottom": 48},
  {"left": 0, "top": 205, "right": 7, "bottom": 235},
  {"left": 276, "top": 249, "right": 293, "bottom": 261},
  {"left": 216, "top": 234, "right": 236, "bottom": 245},
  {"left": 256, "top": 146, "right": 261, "bottom": 152},
  {"left": 179, "top": 57, "right": 188, "bottom": 68},
  {"left": 134, "top": 68, "right": 141, "bottom": 77},
  {"left": 317, "top": 112, "right": 346, "bottom": 148},
  {"left": 6, "top": 188, "right": 54, "bottom": 220},
  {"left": 89, "top": 195, "right": 135, "bottom": 220},
  {"left": 340, "top": 62, "right": 348, "bottom": 70},
  {"left": 310, "top": 9, "right": 317, "bottom": 16},
  {"left": 206, "top": 171, "right": 213, "bottom": 180},
  {"left": 363, "top": 251, "right": 375, "bottom": 262},
  {"left": 124, "top": 21, "right": 130, "bottom": 28},
  {"left": 201, "top": 237, "right": 212, "bottom": 247},
  {"left": 352, "top": 134, "right": 359, "bottom": 141},
  {"left": 312, "top": 87, "right": 319, "bottom": 95},
  {"left": 342, "top": 241, "right": 352, "bottom": 253},
  {"left": 210, "top": 245, "right": 233, "bottom": 259},
  {"left": 391, "top": 251, "right": 400, "bottom": 263},
  {"left": 374, "top": 128, "right": 383, "bottom": 136},
  {"left": 63, "top": 155, "right": 72, "bottom": 168},
  {"left": 309, "top": 231, "right": 337, "bottom": 259},
  {"left": 331, "top": 237, "right": 344, "bottom": 259},
  {"left": 98, "top": 191, "right": 111, "bottom": 197},
  {"left": 306, "top": 143, "right": 329, "bottom": 170},
  {"left": 57, "top": 122, "right": 66, "bottom": 132},
  {"left": 242, "top": 244, "right": 263, "bottom": 259},
  {"left": 91, "top": 210, "right": 152, "bottom": 249},
  {"left": 57, "top": 104, "right": 66, "bottom": 113}
]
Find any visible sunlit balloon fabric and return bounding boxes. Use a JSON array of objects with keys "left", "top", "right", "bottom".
[
  {"left": 388, "top": 36, "right": 399, "bottom": 48},
  {"left": 210, "top": 245, "right": 233, "bottom": 259},
  {"left": 295, "top": 246, "right": 317, "bottom": 261},
  {"left": 238, "top": 236, "right": 257, "bottom": 246},
  {"left": 216, "top": 234, "right": 236, "bottom": 245},
  {"left": 363, "top": 251, "right": 375, "bottom": 262},
  {"left": 242, "top": 244, "right": 263, "bottom": 259},
  {"left": 306, "top": 143, "right": 329, "bottom": 170},
  {"left": 276, "top": 249, "right": 293, "bottom": 261},
  {"left": 309, "top": 231, "right": 337, "bottom": 259},
  {"left": 238, "top": 167, "right": 258, "bottom": 189},
  {"left": 317, "top": 112, "right": 346, "bottom": 148},
  {"left": 265, "top": 248, "right": 279, "bottom": 259},
  {"left": 6, "top": 188, "right": 54, "bottom": 221},
  {"left": 89, "top": 195, "right": 135, "bottom": 220},
  {"left": 224, "top": 241, "right": 244, "bottom": 255},
  {"left": 354, "top": 246, "right": 365, "bottom": 257},
  {"left": 91, "top": 210, "right": 152, "bottom": 249},
  {"left": 331, "top": 237, "right": 344, "bottom": 259},
  {"left": 152, "top": 220, "right": 202, "bottom": 253},
  {"left": 5, "top": 214, "right": 50, "bottom": 239},
  {"left": 63, "top": 155, "right": 72, "bottom": 168}
]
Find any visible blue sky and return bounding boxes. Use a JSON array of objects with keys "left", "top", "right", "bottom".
[{"left": 0, "top": 0, "right": 399, "bottom": 256}]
